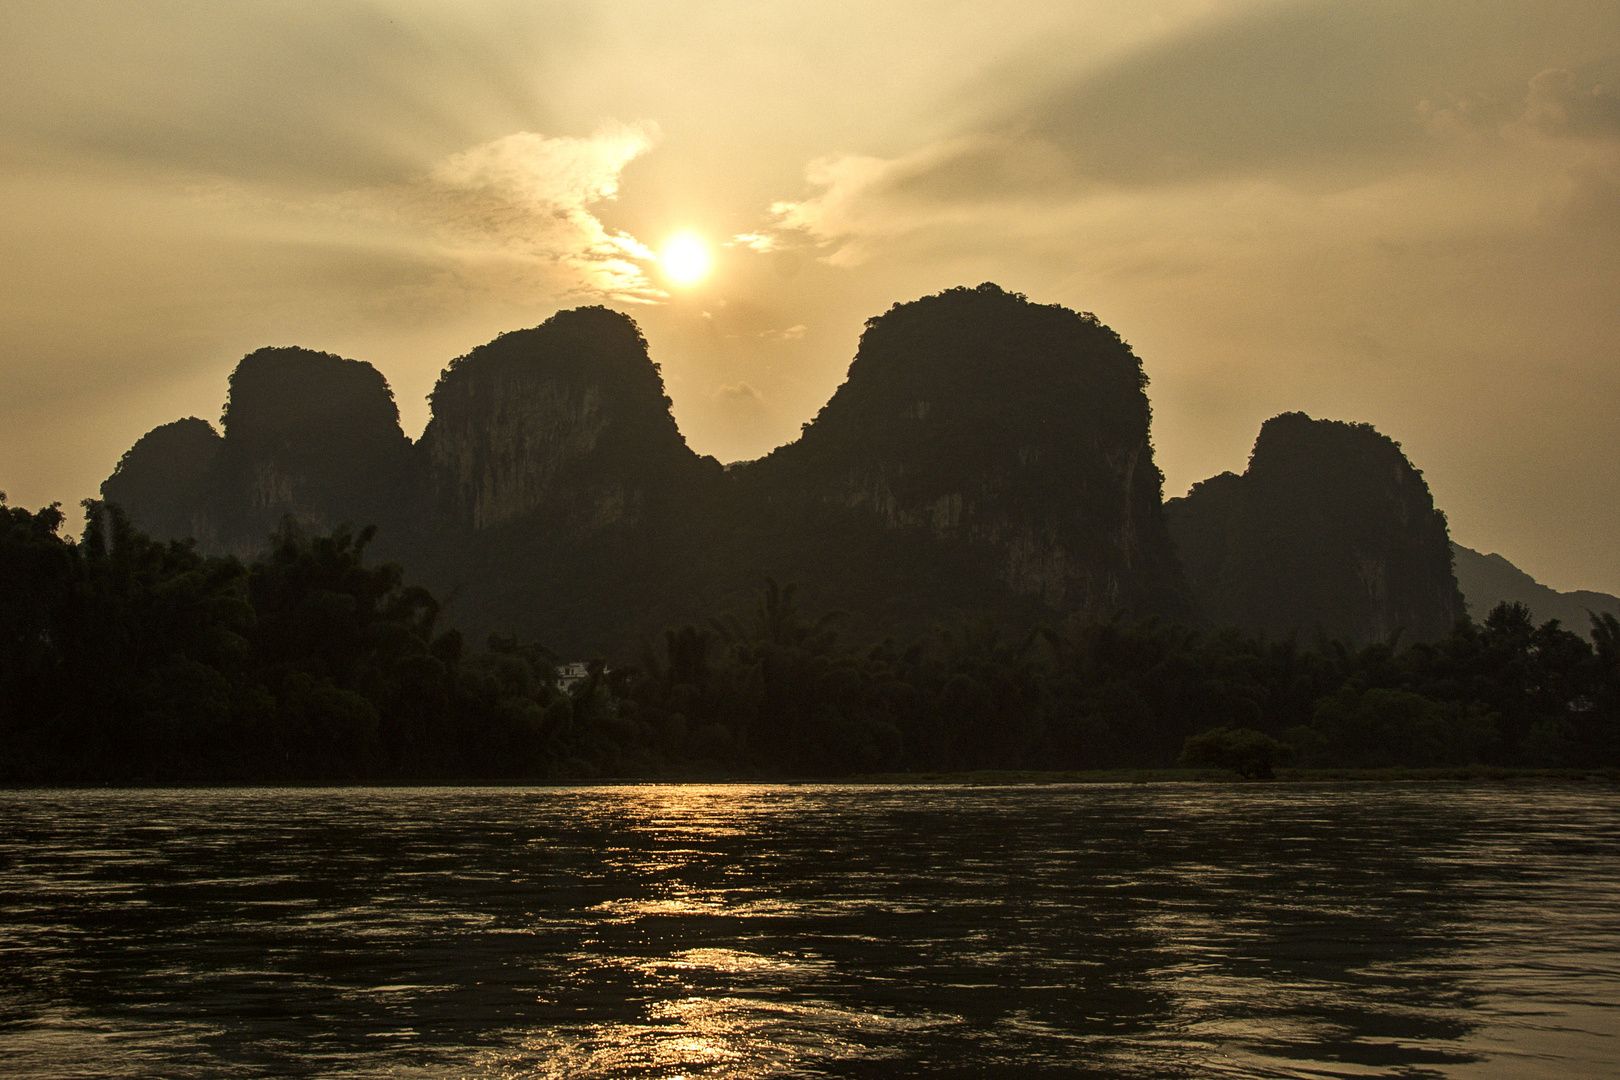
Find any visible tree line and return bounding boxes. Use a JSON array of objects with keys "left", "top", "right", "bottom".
[{"left": 3, "top": 496, "right": 1617, "bottom": 783}]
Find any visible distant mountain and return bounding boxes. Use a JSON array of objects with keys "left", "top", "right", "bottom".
[
  {"left": 1451, "top": 543, "right": 1620, "bottom": 638},
  {"left": 115, "top": 313, "right": 1545, "bottom": 655},
  {"left": 210, "top": 346, "right": 416, "bottom": 552},
  {"left": 406, "top": 306, "right": 731, "bottom": 650},
  {"left": 102, "top": 286, "right": 1191, "bottom": 654},
  {"left": 1164, "top": 413, "right": 1464, "bottom": 645}
]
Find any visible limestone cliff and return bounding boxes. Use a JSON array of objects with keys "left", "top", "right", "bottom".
[
  {"left": 738, "top": 284, "right": 1189, "bottom": 620},
  {"left": 103, "top": 289, "right": 1206, "bottom": 651},
  {"left": 401, "top": 306, "right": 731, "bottom": 652},
  {"left": 1165, "top": 412, "right": 1464, "bottom": 644},
  {"left": 215, "top": 347, "right": 414, "bottom": 542},
  {"left": 418, "top": 306, "right": 707, "bottom": 535}
]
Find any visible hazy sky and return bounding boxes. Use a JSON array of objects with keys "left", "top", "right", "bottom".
[{"left": 3, "top": 0, "right": 1617, "bottom": 592}]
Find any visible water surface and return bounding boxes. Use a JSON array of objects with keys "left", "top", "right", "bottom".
[{"left": 2, "top": 782, "right": 1616, "bottom": 1077}]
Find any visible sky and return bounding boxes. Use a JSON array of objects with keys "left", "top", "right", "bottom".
[{"left": 2, "top": 0, "right": 1617, "bottom": 593}]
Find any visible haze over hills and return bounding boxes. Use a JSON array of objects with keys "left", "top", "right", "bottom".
[
  {"left": 1452, "top": 543, "right": 1620, "bottom": 640},
  {"left": 7, "top": 2, "right": 1620, "bottom": 653}
]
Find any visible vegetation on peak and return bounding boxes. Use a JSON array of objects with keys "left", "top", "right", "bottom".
[
  {"left": 106, "top": 416, "right": 220, "bottom": 478},
  {"left": 429, "top": 305, "right": 664, "bottom": 411},
  {"left": 789, "top": 282, "right": 1147, "bottom": 452},
  {"left": 101, "top": 417, "right": 221, "bottom": 541},
  {"left": 222, "top": 346, "right": 404, "bottom": 445}
]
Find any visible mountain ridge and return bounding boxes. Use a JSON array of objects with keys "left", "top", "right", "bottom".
[
  {"left": 104, "top": 287, "right": 1599, "bottom": 657},
  {"left": 1451, "top": 543, "right": 1620, "bottom": 639},
  {"left": 103, "top": 285, "right": 1191, "bottom": 654}
]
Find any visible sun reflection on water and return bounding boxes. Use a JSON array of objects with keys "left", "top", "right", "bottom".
[
  {"left": 2, "top": 784, "right": 1618, "bottom": 1078},
  {"left": 485, "top": 993, "right": 946, "bottom": 1079}
]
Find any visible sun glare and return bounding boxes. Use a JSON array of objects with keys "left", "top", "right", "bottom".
[{"left": 660, "top": 232, "right": 711, "bottom": 286}]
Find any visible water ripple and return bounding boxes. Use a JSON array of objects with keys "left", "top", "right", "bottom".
[{"left": 1, "top": 782, "right": 1616, "bottom": 1077}]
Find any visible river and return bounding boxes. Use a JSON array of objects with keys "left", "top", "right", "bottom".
[{"left": 2, "top": 782, "right": 1616, "bottom": 1077}]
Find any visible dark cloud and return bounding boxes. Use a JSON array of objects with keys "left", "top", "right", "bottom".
[
  {"left": 763, "top": 3, "right": 1620, "bottom": 262},
  {"left": 1003, "top": 1, "right": 1620, "bottom": 183}
]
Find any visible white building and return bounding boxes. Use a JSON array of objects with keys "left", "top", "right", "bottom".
[{"left": 556, "top": 662, "right": 591, "bottom": 692}]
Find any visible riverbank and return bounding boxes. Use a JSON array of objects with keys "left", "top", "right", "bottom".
[
  {"left": 850, "top": 766, "right": 1620, "bottom": 785},
  {"left": 8, "top": 765, "right": 1620, "bottom": 790}
]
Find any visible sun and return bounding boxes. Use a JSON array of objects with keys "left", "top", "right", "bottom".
[{"left": 659, "top": 232, "right": 711, "bottom": 286}]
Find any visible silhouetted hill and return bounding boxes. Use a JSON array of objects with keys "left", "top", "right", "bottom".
[
  {"left": 735, "top": 284, "right": 1189, "bottom": 629},
  {"left": 100, "top": 417, "right": 221, "bottom": 542},
  {"left": 103, "top": 348, "right": 414, "bottom": 558},
  {"left": 212, "top": 346, "right": 415, "bottom": 550},
  {"left": 1165, "top": 413, "right": 1464, "bottom": 644},
  {"left": 1452, "top": 543, "right": 1620, "bottom": 639},
  {"left": 409, "top": 307, "right": 729, "bottom": 650},
  {"left": 420, "top": 307, "right": 713, "bottom": 533},
  {"left": 405, "top": 289, "right": 1188, "bottom": 649},
  {"left": 100, "top": 289, "right": 1337, "bottom": 654}
]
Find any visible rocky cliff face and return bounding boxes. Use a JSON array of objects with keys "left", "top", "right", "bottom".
[
  {"left": 741, "top": 284, "right": 1188, "bottom": 620},
  {"left": 1165, "top": 412, "right": 1464, "bottom": 644},
  {"left": 215, "top": 347, "right": 414, "bottom": 542},
  {"left": 419, "top": 307, "right": 707, "bottom": 535}
]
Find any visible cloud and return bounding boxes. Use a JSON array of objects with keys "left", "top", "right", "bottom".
[
  {"left": 1419, "top": 65, "right": 1620, "bottom": 233},
  {"left": 764, "top": 134, "right": 1082, "bottom": 266},
  {"left": 193, "top": 124, "right": 665, "bottom": 305},
  {"left": 1421, "top": 63, "right": 1620, "bottom": 145},
  {"left": 715, "top": 382, "right": 763, "bottom": 403},
  {"left": 988, "top": 1, "right": 1620, "bottom": 183},
  {"left": 1510, "top": 68, "right": 1620, "bottom": 232},
  {"left": 757, "top": 4, "right": 1620, "bottom": 266},
  {"left": 345, "top": 125, "right": 663, "bottom": 303},
  {"left": 395, "top": 127, "right": 660, "bottom": 304},
  {"left": 1517, "top": 67, "right": 1620, "bottom": 140}
]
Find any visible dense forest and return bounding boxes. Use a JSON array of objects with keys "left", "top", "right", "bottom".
[{"left": 4, "top": 496, "right": 1616, "bottom": 784}]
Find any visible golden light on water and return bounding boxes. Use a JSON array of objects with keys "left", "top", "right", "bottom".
[{"left": 659, "top": 232, "right": 711, "bottom": 286}]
